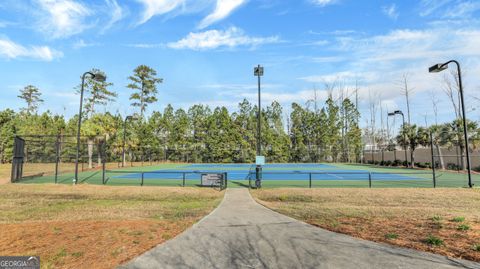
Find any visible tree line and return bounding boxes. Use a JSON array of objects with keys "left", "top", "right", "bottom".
[{"left": 0, "top": 65, "right": 362, "bottom": 165}]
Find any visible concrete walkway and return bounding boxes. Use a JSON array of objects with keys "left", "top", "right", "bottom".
[{"left": 120, "top": 188, "right": 480, "bottom": 269}]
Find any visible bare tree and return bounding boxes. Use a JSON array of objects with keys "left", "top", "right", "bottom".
[
  {"left": 397, "top": 73, "right": 414, "bottom": 125},
  {"left": 442, "top": 70, "right": 461, "bottom": 119},
  {"left": 429, "top": 90, "right": 440, "bottom": 125},
  {"left": 367, "top": 90, "right": 380, "bottom": 162}
]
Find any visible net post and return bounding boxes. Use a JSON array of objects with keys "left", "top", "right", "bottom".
[
  {"left": 430, "top": 132, "right": 436, "bottom": 188},
  {"left": 368, "top": 172, "right": 372, "bottom": 188},
  {"left": 182, "top": 173, "right": 186, "bottom": 187},
  {"left": 141, "top": 172, "right": 144, "bottom": 186},
  {"left": 309, "top": 173, "right": 312, "bottom": 188},
  {"left": 54, "top": 134, "right": 60, "bottom": 184},
  {"left": 224, "top": 172, "right": 228, "bottom": 189}
]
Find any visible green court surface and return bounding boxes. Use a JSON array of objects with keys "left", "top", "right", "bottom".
[{"left": 14, "top": 162, "right": 478, "bottom": 188}]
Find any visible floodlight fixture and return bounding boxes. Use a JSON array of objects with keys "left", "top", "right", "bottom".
[
  {"left": 428, "top": 63, "right": 448, "bottom": 73},
  {"left": 92, "top": 73, "right": 107, "bottom": 82}
]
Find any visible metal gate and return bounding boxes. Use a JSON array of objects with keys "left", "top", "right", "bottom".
[{"left": 11, "top": 136, "right": 25, "bottom": 182}]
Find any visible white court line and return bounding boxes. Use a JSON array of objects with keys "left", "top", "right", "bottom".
[{"left": 325, "top": 173, "right": 345, "bottom": 179}]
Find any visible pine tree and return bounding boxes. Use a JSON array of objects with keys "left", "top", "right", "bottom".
[
  {"left": 18, "top": 85, "right": 43, "bottom": 114},
  {"left": 78, "top": 68, "right": 116, "bottom": 117},
  {"left": 127, "top": 65, "right": 163, "bottom": 117}
]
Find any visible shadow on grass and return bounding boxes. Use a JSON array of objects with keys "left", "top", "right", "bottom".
[{"left": 229, "top": 180, "right": 250, "bottom": 188}]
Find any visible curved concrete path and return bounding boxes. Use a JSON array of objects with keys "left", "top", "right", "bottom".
[{"left": 120, "top": 188, "right": 480, "bottom": 269}]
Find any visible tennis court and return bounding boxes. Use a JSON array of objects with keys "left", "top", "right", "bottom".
[
  {"left": 15, "top": 162, "right": 476, "bottom": 188},
  {"left": 104, "top": 163, "right": 436, "bottom": 188}
]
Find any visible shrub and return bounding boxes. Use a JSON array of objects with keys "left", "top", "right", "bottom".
[
  {"left": 425, "top": 235, "right": 444, "bottom": 246},
  {"left": 451, "top": 217, "right": 465, "bottom": 222},
  {"left": 431, "top": 216, "right": 443, "bottom": 229},
  {"left": 457, "top": 224, "right": 470, "bottom": 231},
  {"left": 447, "top": 163, "right": 460, "bottom": 170},
  {"left": 472, "top": 244, "right": 480, "bottom": 251},
  {"left": 385, "top": 233, "right": 398, "bottom": 240},
  {"left": 384, "top": 160, "right": 392, "bottom": 166}
]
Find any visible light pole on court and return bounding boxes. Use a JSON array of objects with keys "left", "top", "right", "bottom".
[
  {"left": 429, "top": 60, "right": 472, "bottom": 187},
  {"left": 388, "top": 110, "right": 409, "bottom": 168},
  {"left": 74, "top": 71, "right": 106, "bottom": 185},
  {"left": 254, "top": 65, "right": 264, "bottom": 188}
]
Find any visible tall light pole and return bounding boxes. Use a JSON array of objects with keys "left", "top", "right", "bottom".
[
  {"left": 74, "top": 71, "right": 106, "bottom": 184},
  {"left": 388, "top": 110, "right": 409, "bottom": 168},
  {"left": 122, "top": 115, "right": 138, "bottom": 167},
  {"left": 254, "top": 65, "right": 264, "bottom": 188},
  {"left": 429, "top": 60, "right": 472, "bottom": 187}
]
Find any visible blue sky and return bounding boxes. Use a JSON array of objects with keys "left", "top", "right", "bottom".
[{"left": 0, "top": 0, "right": 479, "bottom": 129}]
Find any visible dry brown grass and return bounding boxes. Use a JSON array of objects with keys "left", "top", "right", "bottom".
[
  {"left": 252, "top": 188, "right": 480, "bottom": 262},
  {"left": 0, "top": 184, "right": 223, "bottom": 268}
]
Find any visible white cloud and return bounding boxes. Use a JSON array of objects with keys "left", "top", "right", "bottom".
[
  {"left": 419, "top": 0, "right": 453, "bottom": 17},
  {"left": 167, "top": 27, "right": 280, "bottom": 50},
  {"left": 36, "top": 0, "right": 92, "bottom": 38},
  {"left": 443, "top": 1, "right": 480, "bottom": 18},
  {"left": 136, "top": 0, "right": 186, "bottom": 25},
  {"left": 73, "top": 39, "right": 100, "bottom": 49},
  {"left": 300, "top": 71, "right": 378, "bottom": 84},
  {"left": 198, "top": 0, "right": 246, "bottom": 29},
  {"left": 0, "top": 37, "right": 62, "bottom": 61},
  {"left": 310, "top": 0, "right": 337, "bottom": 7},
  {"left": 103, "top": 0, "right": 124, "bottom": 31},
  {"left": 382, "top": 4, "right": 399, "bottom": 20}
]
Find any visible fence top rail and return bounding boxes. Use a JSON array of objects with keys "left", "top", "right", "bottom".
[
  {"left": 244, "top": 171, "right": 432, "bottom": 175},
  {"left": 106, "top": 170, "right": 228, "bottom": 174},
  {"left": 105, "top": 169, "right": 431, "bottom": 176}
]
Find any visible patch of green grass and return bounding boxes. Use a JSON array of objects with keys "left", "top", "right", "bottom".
[
  {"left": 71, "top": 252, "right": 83, "bottom": 258},
  {"left": 472, "top": 244, "right": 480, "bottom": 251},
  {"left": 457, "top": 224, "right": 470, "bottom": 231},
  {"left": 111, "top": 247, "right": 124, "bottom": 257},
  {"left": 430, "top": 215, "right": 443, "bottom": 229},
  {"left": 385, "top": 233, "right": 398, "bottom": 240},
  {"left": 425, "top": 235, "right": 444, "bottom": 246},
  {"left": 451, "top": 216, "right": 465, "bottom": 222}
]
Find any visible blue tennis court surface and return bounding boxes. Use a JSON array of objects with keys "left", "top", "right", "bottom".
[{"left": 111, "top": 163, "right": 427, "bottom": 181}]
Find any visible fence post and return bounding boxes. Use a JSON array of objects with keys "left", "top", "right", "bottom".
[
  {"left": 309, "top": 173, "right": 312, "bottom": 188},
  {"left": 141, "top": 172, "right": 144, "bottom": 186},
  {"left": 430, "top": 132, "right": 436, "bottom": 188},
  {"left": 368, "top": 172, "right": 372, "bottom": 188},
  {"left": 224, "top": 172, "right": 228, "bottom": 189},
  {"left": 182, "top": 173, "right": 186, "bottom": 187},
  {"left": 54, "top": 134, "right": 60, "bottom": 184}
]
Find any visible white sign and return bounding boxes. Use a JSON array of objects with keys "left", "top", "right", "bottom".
[
  {"left": 201, "top": 173, "right": 224, "bottom": 186},
  {"left": 256, "top": 156, "right": 265, "bottom": 166}
]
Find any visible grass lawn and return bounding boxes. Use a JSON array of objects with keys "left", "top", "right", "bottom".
[
  {"left": 252, "top": 188, "right": 480, "bottom": 262},
  {"left": 0, "top": 184, "right": 223, "bottom": 269}
]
